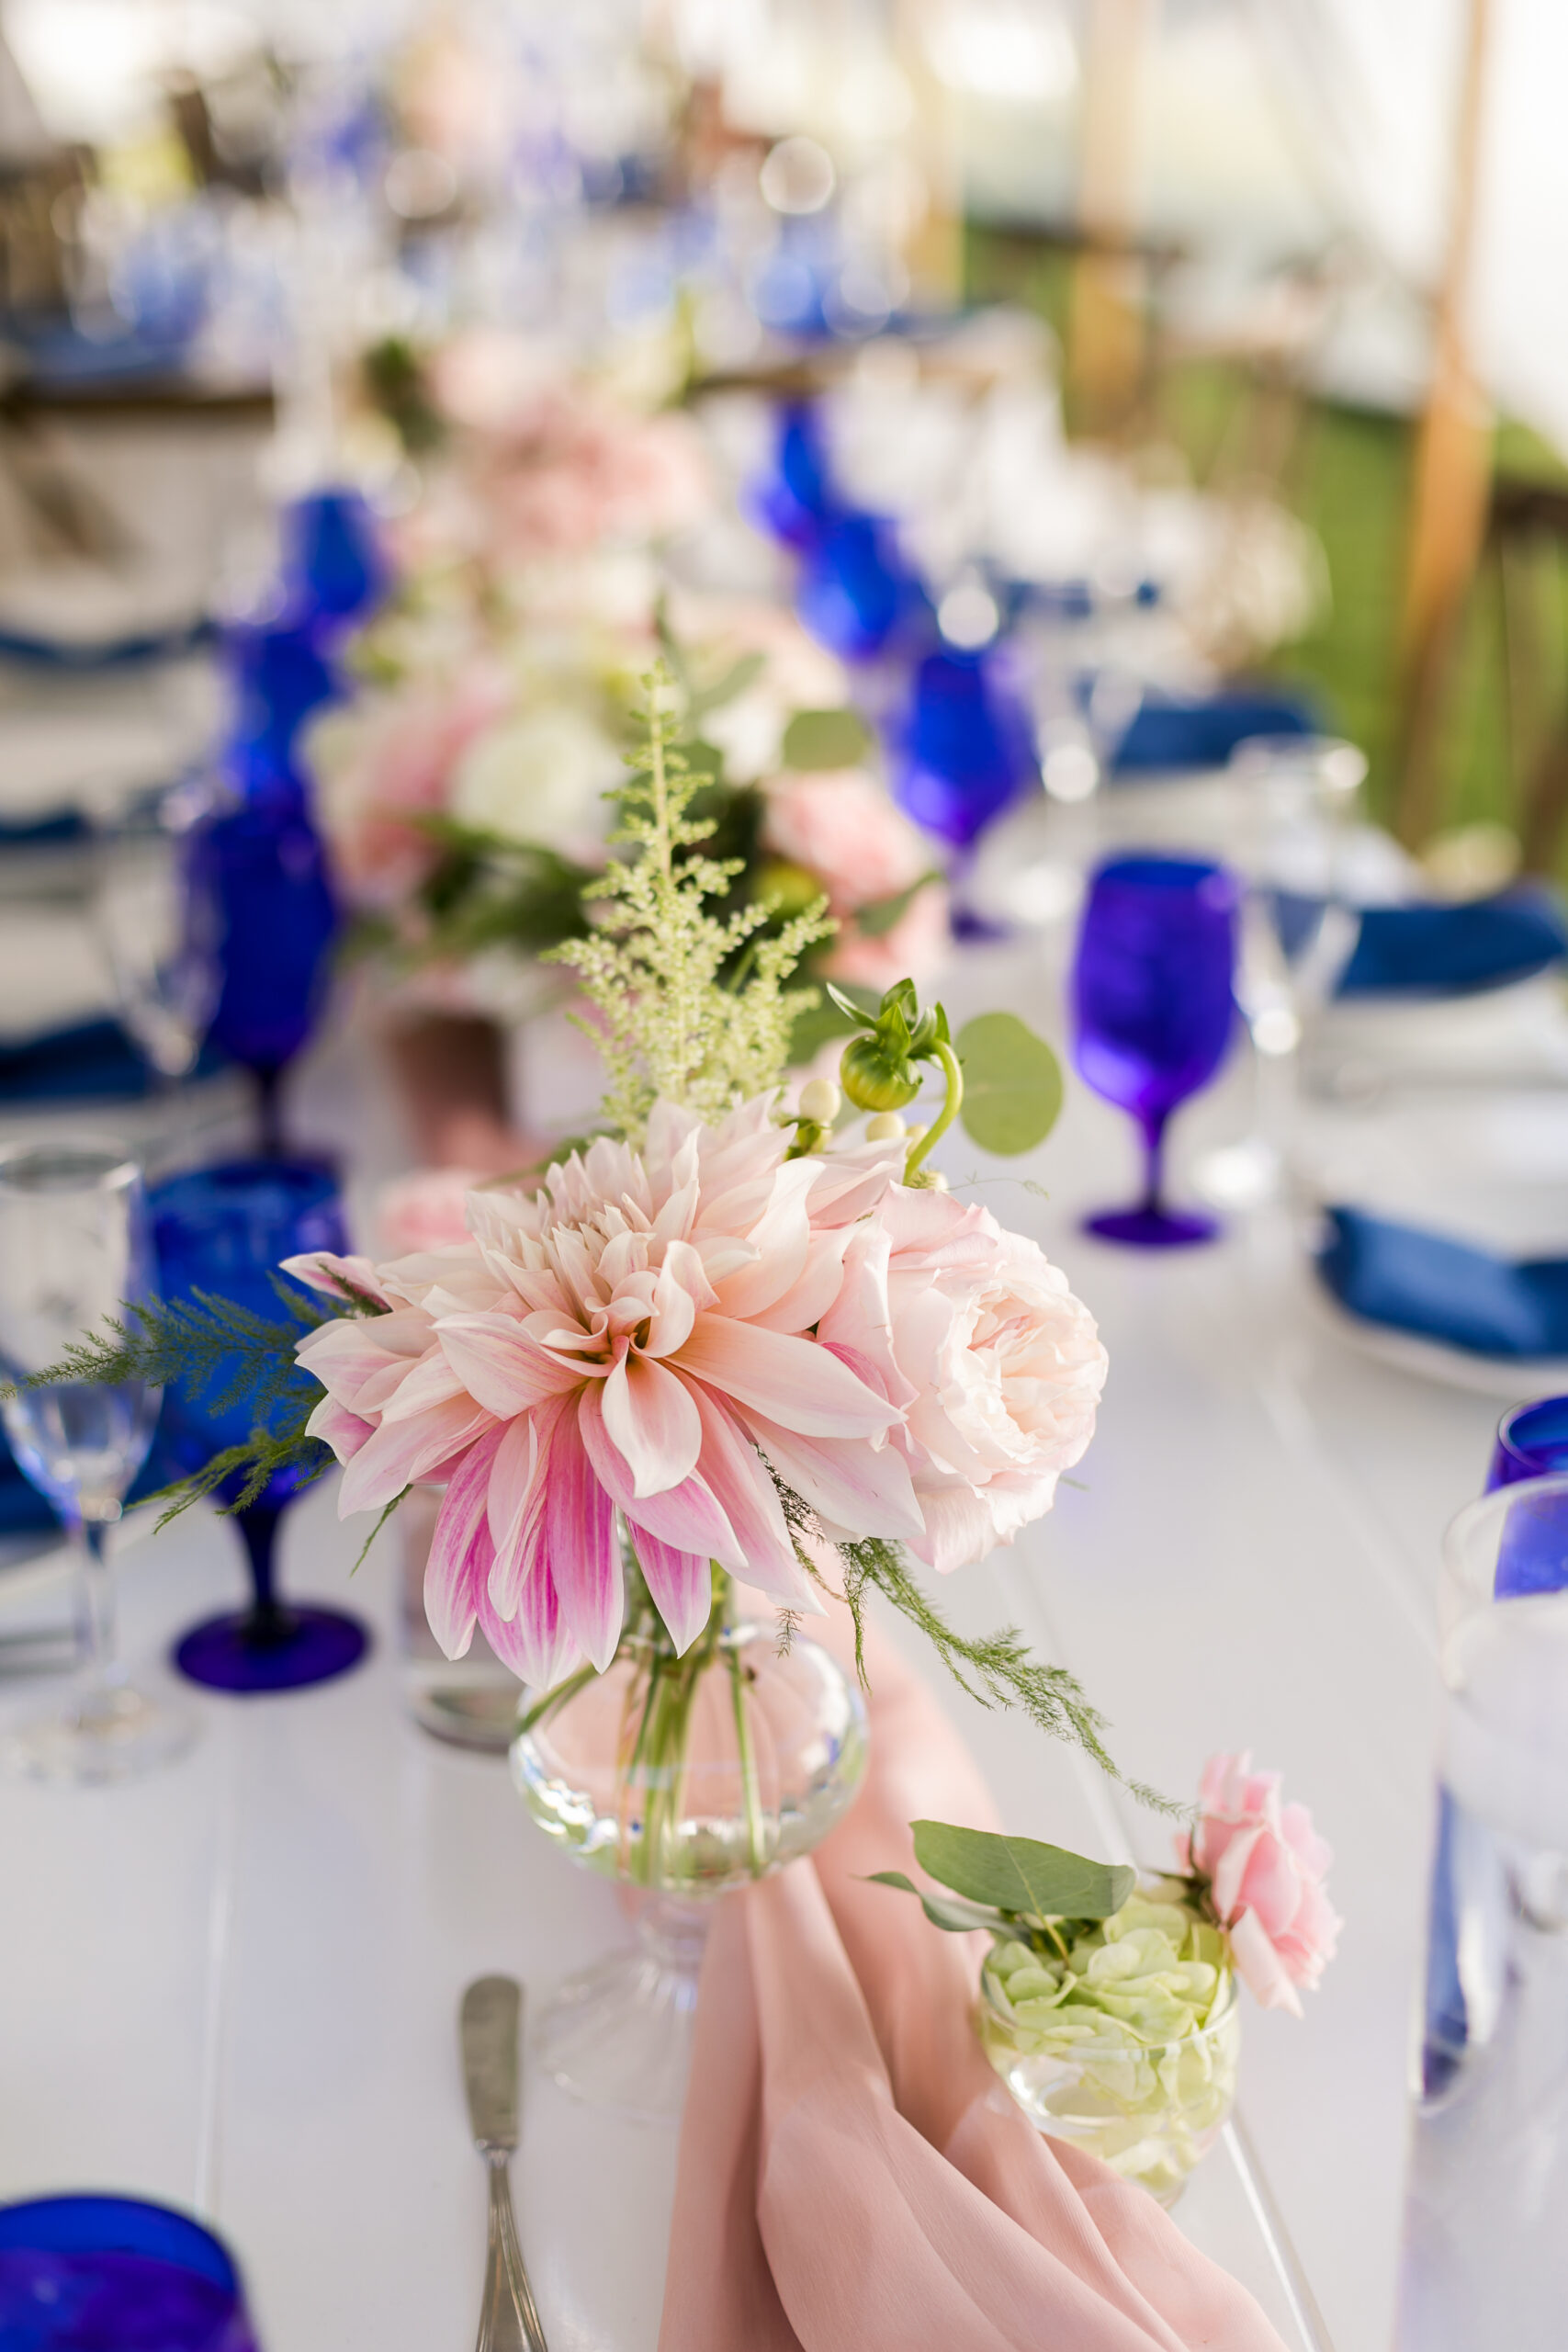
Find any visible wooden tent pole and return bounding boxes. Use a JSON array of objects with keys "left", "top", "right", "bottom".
[
  {"left": 1393, "top": 0, "right": 1495, "bottom": 847},
  {"left": 1067, "top": 0, "right": 1153, "bottom": 438}
]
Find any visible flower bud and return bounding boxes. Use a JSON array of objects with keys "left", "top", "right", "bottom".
[
  {"left": 864, "top": 1112, "right": 906, "bottom": 1142},
  {"left": 840, "top": 1036, "right": 920, "bottom": 1113},
  {"left": 797, "top": 1078, "right": 840, "bottom": 1126}
]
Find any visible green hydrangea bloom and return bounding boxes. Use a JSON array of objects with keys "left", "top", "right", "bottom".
[{"left": 980, "top": 1879, "right": 1239, "bottom": 2199}]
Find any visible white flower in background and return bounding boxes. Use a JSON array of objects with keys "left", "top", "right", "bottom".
[{"left": 448, "top": 704, "right": 624, "bottom": 862}]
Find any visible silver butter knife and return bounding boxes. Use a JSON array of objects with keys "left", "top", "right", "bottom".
[{"left": 460, "top": 1976, "right": 550, "bottom": 2352}]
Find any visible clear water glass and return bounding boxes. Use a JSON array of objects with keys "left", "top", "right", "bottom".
[
  {"left": 93, "top": 786, "right": 221, "bottom": 1086},
  {"left": 1198, "top": 734, "right": 1364, "bottom": 1210},
  {"left": 1396, "top": 1474, "right": 1568, "bottom": 2349},
  {"left": 0, "top": 1144, "right": 196, "bottom": 1783}
]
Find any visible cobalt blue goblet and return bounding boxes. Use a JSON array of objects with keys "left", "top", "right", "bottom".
[
  {"left": 746, "top": 401, "right": 838, "bottom": 550},
  {"left": 152, "top": 1159, "right": 368, "bottom": 1694},
  {"left": 191, "top": 771, "right": 337, "bottom": 1158},
  {"left": 893, "top": 645, "right": 1034, "bottom": 854},
  {"left": 282, "top": 486, "right": 386, "bottom": 632},
  {"left": 0, "top": 2194, "right": 258, "bottom": 2350},
  {"left": 1071, "top": 855, "right": 1240, "bottom": 1247},
  {"left": 1485, "top": 1398, "right": 1568, "bottom": 1598}
]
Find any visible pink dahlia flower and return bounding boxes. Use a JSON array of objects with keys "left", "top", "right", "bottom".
[
  {"left": 817, "top": 1185, "right": 1107, "bottom": 1574},
  {"left": 1176, "top": 1752, "right": 1341, "bottom": 2016},
  {"left": 284, "top": 1098, "right": 914, "bottom": 1686}
]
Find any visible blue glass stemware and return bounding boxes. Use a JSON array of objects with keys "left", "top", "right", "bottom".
[
  {"left": 893, "top": 645, "right": 1034, "bottom": 854},
  {"left": 151, "top": 1159, "right": 368, "bottom": 1693},
  {"left": 1071, "top": 855, "right": 1240, "bottom": 1247},
  {"left": 0, "top": 2194, "right": 258, "bottom": 2350},
  {"left": 190, "top": 772, "right": 337, "bottom": 1159}
]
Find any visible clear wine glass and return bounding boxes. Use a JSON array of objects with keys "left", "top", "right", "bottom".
[
  {"left": 1200, "top": 734, "right": 1365, "bottom": 1209},
  {"left": 93, "top": 786, "right": 221, "bottom": 1088},
  {"left": 0, "top": 1143, "right": 197, "bottom": 1782},
  {"left": 1070, "top": 854, "right": 1241, "bottom": 1247}
]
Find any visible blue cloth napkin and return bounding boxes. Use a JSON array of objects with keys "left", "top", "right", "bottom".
[
  {"left": 0, "top": 1020, "right": 227, "bottom": 1104},
  {"left": 0, "top": 1019, "right": 154, "bottom": 1104},
  {"left": 1110, "top": 688, "right": 1318, "bottom": 775},
  {"left": 1336, "top": 888, "right": 1568, "bottom": 997},
  {"left": 0, "top": 616, "right": 214, "bottom": 672},
  {"left": 1317, "top": 1206, "right": 1568, "bottom": 1360}
]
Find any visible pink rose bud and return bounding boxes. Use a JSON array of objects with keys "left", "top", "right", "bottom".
[{"left": 1178, "top": 1752, "right": 1342, "bottom": 2018}]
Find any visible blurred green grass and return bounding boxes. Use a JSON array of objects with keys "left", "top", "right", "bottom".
[{"left": 965, "top": 227, "right": 1568, "bottom": 866}]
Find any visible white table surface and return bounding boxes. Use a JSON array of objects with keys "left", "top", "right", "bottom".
[{"left": 0, "top": 919, "right": 1524, "bottom": 2352}]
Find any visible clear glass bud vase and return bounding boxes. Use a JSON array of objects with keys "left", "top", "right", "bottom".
[{"left": 511, "top": 1539, "right": 868, "bottom": 2120}]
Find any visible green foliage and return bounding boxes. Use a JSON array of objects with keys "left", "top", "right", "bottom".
[
  {"left": 5, "top": 1278, "right": 378, "bottom": 1525},
  {"left": 954, "top": 1012, "right": 1064, "bottom": 1155},
  {"left": 863, "top": 1871, "right": 1004, "bottom": 1935},
  {"left": 546, "top": 665, "right": 834, "bottom": 1144},
  {"left": 781, "top": 707, "right": 872, "bottom": 769},
  {"left": 770, "top": 1476, "right": 1175, "bottom": 1811},
  {"left": 409, "top": 820, "right": 596, "bottom": 963},
  {"left": 909, "top": 1820, "right": 1134, "bottom": 1922}
]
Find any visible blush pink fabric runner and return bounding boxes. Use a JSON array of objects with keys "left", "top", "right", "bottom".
[{"left": 658, "top": 1623, "right": 1290, "bottom": 2352}]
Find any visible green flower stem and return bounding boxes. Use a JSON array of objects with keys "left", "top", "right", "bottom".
[
  {"left": 904, "top": 1040, "right": 963, "bottom": 1182},
  {"left": 727, "top": 1635, "right": 767, "bottom": 1878}
]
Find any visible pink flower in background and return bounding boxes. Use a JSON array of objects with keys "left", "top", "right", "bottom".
[
  {"left": 818, "top": 1185, "right": 1106, "bottom": 1574},
  {"left": 825, "top": 879, "right": 951, "bottom": 995},
  {"left": 1177, "top": 1753, "right": 1341, "bottom": 2016},
  {"left": 476, "top": 395, "right": 711, "bottom": 560},
  {"left": 306, "top": 667, "right": 510, "bottom": 908},
  {"left": 287, "top": 1099, "right": 911, "bottom": 1685},
  {"left": 762, "top": 769, "right": 931, "bottom": 913},
  {"left": 761, "top": 767, "right": 951, "bottom": 992},
  {"left": 375, "top": 1168, "right": 487, "bottom": 1257}
]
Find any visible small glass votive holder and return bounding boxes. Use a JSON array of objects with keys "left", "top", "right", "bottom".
[
  {"left": 978, "top": 1954, "right": 1240, "bottom": 2205},
  {"left": 0, "top": 2193, "right": 259, "bottom": 2349}
]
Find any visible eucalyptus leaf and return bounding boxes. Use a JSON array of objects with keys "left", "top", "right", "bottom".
[
  {"left": 955, "top": 1012, "right": 1064, "bottom": 1156},
  {"left": 865, "top": 1871, "right": 1003, "bottom": 1935},
  {"left": 911, "top": 1820, "right": 1134, "bottom": 1923},
  {"left": 782, "top": 707, "right": 871, "bottom": 769}
]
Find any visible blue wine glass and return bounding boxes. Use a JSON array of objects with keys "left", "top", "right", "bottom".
[
  {"left": 893, "top": 645, "right": 1034, "bottom": 854},
  {"left": 190, "top": 771, "right": 337, "bottom": 1158},
  {"left": 0, "top": 2194, "right": 258, "bottom": 2350},
  {"left": 1071, "top": 855, "right": 1241, "bottom": 1247},
  {"left": 1484, "top": 1397, "right": 1568, "bottom": 1598},
  {"left": 151, "top": 1159, "right": 368, "bottom": 1693}
]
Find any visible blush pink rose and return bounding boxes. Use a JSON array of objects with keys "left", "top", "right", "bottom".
[
  {"left": 762, "top": 768, "right": 951, "bottom": 992},
  {"left": 306, "top": 667, "right": 510, "bottom": 909},
  {"left": 825, "top": 876, "right": 951, "bottom": 995},
  {"left": 1177, "top": 1752, "right": 1341, "bottom": 2017},
  {"left": 475, "top": 395, "right": 711, "bottom": 559},
  {"left": 818, "top": 1184, "right": 1107, "bottom": 1572},
  {"left": 761, "top": 769, "right": 931, "bottom": 913}
]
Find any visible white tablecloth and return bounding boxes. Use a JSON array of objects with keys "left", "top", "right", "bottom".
[{"left": 0, "top": 927, "right": 1512, "bottom": 2352}]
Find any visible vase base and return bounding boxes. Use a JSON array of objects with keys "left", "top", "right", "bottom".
[{"left": 534, "top": 1895, "right": 710, "bottom": 2124}]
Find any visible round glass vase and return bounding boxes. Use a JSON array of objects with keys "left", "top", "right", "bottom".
[
  {"left": 511, "top": 1554, "right": 868, "bottom": 2122},
  {"left": 978, "top": 1941, "right": 1240, "bottom": 2205}
]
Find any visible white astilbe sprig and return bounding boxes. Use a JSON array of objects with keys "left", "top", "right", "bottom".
[{"left": 546, "top": 662, "right": 832, "bottom": 1146}]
